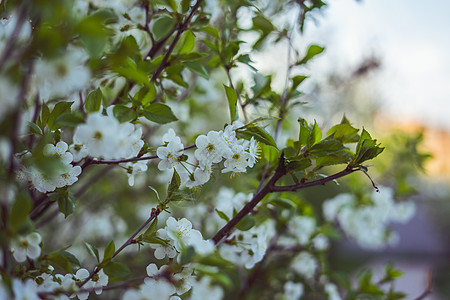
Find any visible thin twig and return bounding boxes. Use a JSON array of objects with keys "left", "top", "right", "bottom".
[
  {"left": 0, "top": 4, "right": 27, "bottom": 68},
  {"left": 213, "top": 163, "right": 361, "bottom": 245},
  {"left": 271, "top": 166, "right": 360, "bottom": 192},
  {"left": 414, "top": 269, "right": 433, "bottom": 300},
  {"left": 78, "top": 207, "right": 162, "bottom": 288},
  {"left": 360, "top": 167, "right": 379, "bottom": 192},
  {"left": 151, "top": 0, "right": 203, "bottom": 81},
  {"left": 8, "top": 62, "right": 33, "bottom": 178},
  {"left": 212, "top": 154, "right": 287, "bottom": 245}
]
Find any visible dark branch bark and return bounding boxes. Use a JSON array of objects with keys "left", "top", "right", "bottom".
[{"left": 151, "top": 0, "right": 203, "bottom": 81}]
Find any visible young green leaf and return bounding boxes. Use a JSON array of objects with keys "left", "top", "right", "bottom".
[
  {"left": 85, "top": 88, "right": 103, "bottom": 113},
  {"left": 103, "top": 261, "right": 131, "bottom": 279},
  {"left": 84, "top": 242, "right": 100, "bottom": 263},
  {"left": 185, "top": 61, "right": 209, "bottom": 79},
  {"left": 298, "top": 44, "right": 325, "bottom": 65},
  {"left": 223, "top": 84, "right": 238, "bottom": 122},
  {"left": 104, "top": 240, "right": 115, "bottom": 261},
  {"left": 143, "top": 103, "right": 178, "bottom": 124},
  {"left": 152, "top": 15, "right": 176, "bottom": 41}
]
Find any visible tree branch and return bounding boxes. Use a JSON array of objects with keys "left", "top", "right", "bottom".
[
  {"left": 271, "top": 166, "right": 360, "bottom": 192},
  {"left": 150, "top": 0, "right": 203, "bottom": 81},
  {"left": 212, "top": 154, "right": 287, "bottom": 245},
  {"left": 213, "top": 163, "right": 362, "bottom": 245}
]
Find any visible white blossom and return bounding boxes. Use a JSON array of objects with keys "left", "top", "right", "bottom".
[
  {"left": 292, "top": 251, "right": 317, "bottom": 279},
  {"left": 157, "top": 138, "right": 184, "bottom": 170},
  {"left": 194, "top": 131, "right": 230, "bottom": 168},
  {"left": 150, "top": 228, "right": 177, "bottom": 260},
  {"left": 282, "top": 281, "right": 304, "bottom": 300},
  {"left": 34, "top": 48, "right": 91, "bottom": 100},
  {"left": 12, "top": 279, "right": 40, "bottom": 300},
  {"left": 189, "top": 277, "right": 223, "bottom": 300},
  {"left": 221, "top": 144, "right": 251, "bottom": 174},
  {"left": 11, "top": 232, "right": 42, "bottom": 262}
]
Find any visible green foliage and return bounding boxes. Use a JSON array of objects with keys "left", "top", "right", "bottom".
[
  {"left": 224, "top": 84, "right": 238, "bottom": 122},
  {"left": 142, "top": 103, "right": 178, "bottom": 124}
]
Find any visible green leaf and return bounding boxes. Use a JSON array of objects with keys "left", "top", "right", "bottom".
[
  {"left": 84, "top": 242, "right": 100, "bottom": 263},
  {"left": 308, "top": 121, "right": 322, "bottom": 148},
  {"left": 103, "top": 261, "right": 131, "bottom": 279},
  {"left": 85, "top": 88, "right": 103, "bottom": 113},
  {"left": 177, "top": 30, "right": 195, "bottom": 54},
  {"left": 379, "top": 263, "right": 403, "bottom": 284},
  {"left": 315, "top": 151, "right": 353, "bottom": 169},
  {"left": 185, "top": 61, "right": 209, "bottom": 79},
  {"left": 104, "top": 240, "right": 115, "bottom": 261},
  {"left": 179, "top": 246, "right": 195, "bottom": 265},
  {"left": 236, "top": 124, "right": 277, "bottom": 148},
  {"left": 236, "top": 215, "right": 255, "bottom": 231},
  {"left": 135, "top": 84, "right": 157, "bottom": 107},
  {"left": 269, "top": 198, "right": 296, "bottom": 210},
  {"left": 47, "top": 253, "right": 72, "bottom": 273},
  {"left": 59, "top": 251, "right": 81, "bottom": 267},
  {"left": 298, "top": 118, "right": 310, "bottom": 147},
  {"left": 48, "top": 102, "right": 74, "bottom": 130},
  {"left": 57, "top": 193, "right": 74, "bottom": 218},
  {"left": 113, "top": 105, "right": 137, "bottom": 123},
  {"left": 199, "top": 26, "right": 220, "bottom": 39},
  {"left": 181, "top": 0, "right": 191, "bottom": 13},
  {"left": 142, "top": 236, "right": 170, "bottom": 246},
  {"left": 77, "top": 13, "right": 110, "bottom": 58},
  {"left": 28, "top": 122, "right": 43, "bottom": 135},
  {"left": 152, "top": 15, "right": 176, "bottom": 41},
  {"left": 309, "top": 136, "right": 344, "bottom": 154},
  {"left": 38, "top": 102, "right": 50, "bottom": 130},
  {"left": 252, "top": 15, "right": 274, "bottom": 33},
  {"left": 143, "top": 103, "right": 178, "bottom": 124},
  {"left": 198, "top": 254, "right": 233, "bottom": 268},
  {"left": 286, "top": 158, "right": 312, "bottom": 172},
  {"left": 223, "top": 84, "right": 238, "bottom": 122},
  {"left": 167, "top": 169, "right": 181, "bottom": 201},
  {"left": 113, "top": 57, "right": 150, "bottom": 86},
  {"left": 9, "top": 194, "right": 31, "bottom": 233},
  {"left": 327, "top": 123, "right": 360, "bottom": 144},
  {"left": 291, "top": 75, "right": 308, "bottom": 91},
  {"left": 298, "top": 44, "right": 325, "bottom": 65},
  {"left": 143, "top": 217, "right": 158, "bottom": 236},
  {"left": 215, "top": 209, "right": 230, "bottom": 222},
  {"left": 54, "top": 112, "right": 85, "bottom": 128},
  {"left": 352, "top": 129, "right": 384, "bottom": 165}
]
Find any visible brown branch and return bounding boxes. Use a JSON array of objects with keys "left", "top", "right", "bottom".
[
  {"left": 212, "top": 154, "right": 287, "bottom": 245},
  {"left": 0, "top": 4, "right": 28, "bottom": 68},
  {"left": 414, "top": 269, "right": 433, "bottom": 300},
  {"left": 8, "top": 62, "right": 33, "bottom": 178},
  {"left": 213, "top": 163, "right": 361, "bottom": 245},
  {"left": 271, "top": 166, "right": 360, "bottom": 193},
  {"left": 150, "top": 0, "right": 203, "bottom": 81}
]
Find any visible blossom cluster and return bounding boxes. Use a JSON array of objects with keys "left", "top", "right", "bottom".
[
  {"left": 150, "top": 217, "right": 214, "bottom": 261},
  {"left": 123, "top": 263, "right": 223, "bottom": 300},
  {"left": 157, "top": 123, "right": 259, "bottom": 187},
  {"left": 72, "top": 110, "right": 144, "bottom": 161},
  {"left": 0, "top": 266, "right": 108, "bottom": 300},
  {"left": 19, "top": 141, "right": 82, "bottom": 193},
  {"left": 323, "top": 186, "right": 416, "bottom": 249}
]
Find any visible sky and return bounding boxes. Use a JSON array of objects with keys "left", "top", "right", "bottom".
[{"left": 301, "top": 0, "right": 450, "bottom": 130}]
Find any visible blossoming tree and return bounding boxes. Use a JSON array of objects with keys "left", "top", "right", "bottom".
[{"left": 0, "top": 0, "right": 420, "bottom": 299}]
